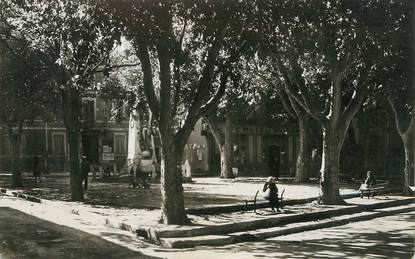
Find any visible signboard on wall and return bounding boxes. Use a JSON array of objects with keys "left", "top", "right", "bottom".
[
  {"left": 233, "top": 126, "right": 284, "bottom": 135},
  {"left": 103, "top": 145, "right": 112, "bottom": 153}
]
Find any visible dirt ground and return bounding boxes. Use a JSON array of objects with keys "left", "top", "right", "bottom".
[{"left": 0, "top": 172, "right": 359, "bottom": 210}]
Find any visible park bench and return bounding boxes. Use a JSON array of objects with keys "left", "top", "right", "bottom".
[
  {"left": 244, "top": 189, "right": 285, "bottom": 213},
  {"left": 359, "top": 181, "right": 389, "bottom": 198}
]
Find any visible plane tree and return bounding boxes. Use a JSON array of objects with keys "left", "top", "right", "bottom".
[
  {"left": 0, "top": 35, "right": 57, "bottom": 187},
  {"left": 255, "top": 57, "right": 314, "bottom": 183},
  {"left": 7, "top": 0, "right": 122, "bottom": 200},
  {"left": 374, "top": 0, "right": 414, "bottom": 192},
  {"left": 108, "top": 0, "right": 259, "bottom": 224},
  {"left": 0, "top": 3, "right": 59, "bottom": 187},
  {"left": 204, "top": 55, "right": 260, "bottom": 179},
  {"left": 261, "top": 0, "right": 381, "bottom": 203}
]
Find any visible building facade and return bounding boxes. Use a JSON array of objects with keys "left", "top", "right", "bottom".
[
  {"left": 0, "top": 96, "right": 129, "bottom": 174},
  {"left": 184, "top": 119, "right": 301, "bottom": 177}
]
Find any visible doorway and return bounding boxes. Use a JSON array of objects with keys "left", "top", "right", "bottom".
[
  {"left": 82, "top": 134, "right": 99, "bottom": 164},
  {"left": 267, "top": 145, "right": 281, "bottom": 178}
]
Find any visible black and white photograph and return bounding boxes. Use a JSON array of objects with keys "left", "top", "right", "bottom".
[{"left": 0, "top": 0, "right": 414, "bottom": 258}]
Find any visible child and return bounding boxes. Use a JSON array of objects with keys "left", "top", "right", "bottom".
[{"left": 263, "top": 177, "right": 281, "bottom": 212}]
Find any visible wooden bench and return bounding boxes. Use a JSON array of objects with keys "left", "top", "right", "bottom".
[
  {"left": 360, "top": 182, "right": 388, "bottom": 198},
  {"left": 244, "top": 189, "right": 285, "bottom": 213}
]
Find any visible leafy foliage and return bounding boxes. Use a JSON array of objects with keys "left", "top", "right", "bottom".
[{"left": 6, "top": 0, "right": 122, "bottom": 90}]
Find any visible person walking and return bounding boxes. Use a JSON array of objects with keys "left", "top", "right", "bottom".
[
  {"left": 33, "top": 156, "right": 42, "bottom": 183},
  {"left": 263, "top": 177, "right": 281, "bottom": 213},
  {"left": 81, "top": 156, "right": 90, "bottom": 191}
]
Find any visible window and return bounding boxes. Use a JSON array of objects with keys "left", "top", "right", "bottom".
[
  {"left": 52, "top": 133, "right": 66, "bottom": 155},
  {"left": 22, "top": 132, "right": 43, "bottom": 156},
  {"left": 81, "top": 98, "right": 96, "bottom": 125},
  {"left": 114, "top": 133, "right": 127, "bottom": 155}
]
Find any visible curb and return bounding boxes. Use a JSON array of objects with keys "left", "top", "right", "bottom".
[
  {"left": 11, "top": 191, "right": 42, "bottom": 203},
  {"left": 229, "top": 204, "right": 415, "bottom": 241},
  {"left": 185, "top": 190, "right": 396, "bottom": 215},
  {"left": 162, "top": 204, "right": 414, "bottom": 248},
  {"left": 135, "top": 197, "right": 415, "bottom": 243}
]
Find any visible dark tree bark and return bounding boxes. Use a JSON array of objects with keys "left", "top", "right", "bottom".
[
  {"left": 222, "top": 106, "right": 234, "bottom": 178},
  {"left": 159, "top": 142, "right": 189, "bottom": 224},
  {"left": 62, "top": 88, "right": 84, "bottom": 201},
  {"left": 295, "top": 114, "right": 311, "bottom": 183},
  {"left": 402, "top": 134, "right": 414, "bottom": 191},
  {"left": 130, "top": 2, "right": 229, "bottom": 224},
  {"left": 388, "top": 96, "right": 415, "bottom": 193},
  {"left": 319, "top": 125, "right": 344, "bottom": 204},
  {"left": 8, "top": 126, "right": 23, "bottom": 187}
]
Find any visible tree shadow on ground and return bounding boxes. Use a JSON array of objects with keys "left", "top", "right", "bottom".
[
  {"left": 0, "top": 207, "right": 156, "bottom": 259},
  {"left": 1, "top": 173, "right": 242, "bottom": 210},
  {"left": 161, "top": 213, "right": 415, "bottom": 258}
]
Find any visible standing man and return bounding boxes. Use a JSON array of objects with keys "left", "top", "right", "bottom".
[
  {"left": 33, "top": 156, "right": 42, "bottom": 183},
  {"left": 268, "top": 154, "right": 280, "bottom": 180},
  {"left": 273, "top": 155, "right": 280, "bottom": 180},
  {"left": 81, "top": 156, "right": 90, "bottom": 191}
]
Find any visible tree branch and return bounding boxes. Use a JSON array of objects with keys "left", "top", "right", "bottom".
[
  {"left": 388, "top": 96, "right": 404, "bottom": 136},
  {"left": 205, "top": 115, "right": 224, "bottom": 146},
  {"left": 171, "top": 18, "right": 188, "bottom": 119},
  {"left": 187, "top": 27, "right": 228, "bottom": 114},
  {"left": 278, "top": 89, "right": 297, "bottom": 119},
  {"left": 200, "top": 71, "right": 228, "bottom": 116},
  {"left": 136, "top": 40, "right": 160, "bottom": 122},
  {"left": 276, "top": 58, "right": 326, "bottom": 125},
  {"left": 94, "top": 62, "right": 140, "bottom": 73},
  {"left": 338, "top": 88, "right": 365, "bottom": 144},
  {"left": 340, "top": 88, "right": 365, "bottom": 127}
]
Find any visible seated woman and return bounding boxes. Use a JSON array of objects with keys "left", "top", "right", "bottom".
[
  {"left": 360, "top": 170, "right": 376, "bottom": 198},
  {"left": 263, "top": 177, "right": 281, "bottom": 212}
]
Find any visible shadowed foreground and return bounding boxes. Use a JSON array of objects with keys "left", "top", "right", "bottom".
[{"left": 0, "top": 207, "right": 157, "bottom": 259}]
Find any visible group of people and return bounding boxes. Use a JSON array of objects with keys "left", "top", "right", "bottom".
[
  {"left": 129, "top": 163, "right": 150, "bottom": 189},
  {"left": 81, "top": 156, "right": 154, "bottom": 191},
  {"left": 33, "top": 155, "right": 151, "bottom": 191}
]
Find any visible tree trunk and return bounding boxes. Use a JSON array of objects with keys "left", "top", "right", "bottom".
[
  {"left": 149, "top": 110, "right": 158, "bottom": 164},
  {"left": 43, "top": 121, "right": 49, "bottom": 174},
  {"left": 62, "top": 88, "right": 84, "bottom": 201},
  {"left": 206, "top": 112, "right": 234, "bottom": 178},
  {"left": 402, "top": 133, "right": 414, "bottom": 193},
  {"left": 295, "top": 115, "right": 311, "bottom": 183},
  {"left": 319, "top": 126, "right": 344, "bottom": 204},
  {"left": 9, "top": 127, "right": 23, "bottom": 187},
  {"left": 160, "top": 144, "right": 190, "bottom": 225},
  {"left": 221, "top": 107, "right": 234, "bottom": 178}
]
